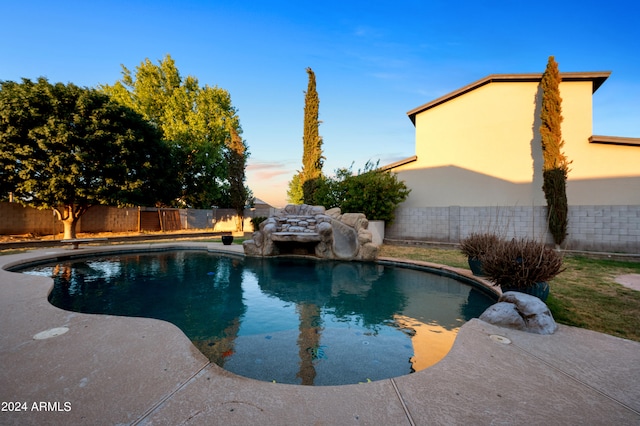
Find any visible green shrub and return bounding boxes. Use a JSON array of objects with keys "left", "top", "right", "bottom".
[
  {"left": 315, "top": 161, "right": 410, "bottom": 223},
  {"left": 250, "top": 216, "right": 267, "bottom": 230}
]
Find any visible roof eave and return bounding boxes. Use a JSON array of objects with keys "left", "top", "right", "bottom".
[
  {"left": 589, "top": 135, "right": 640, "bottom": 147},
  {"left": 378, "top": 155, "right": 418, "bottom": 172},
  {"left": 407, "top": 71, "right": 612, "bottom": 125}
]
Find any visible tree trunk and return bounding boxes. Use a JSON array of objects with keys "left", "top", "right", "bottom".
[
  {"left": 234, "top": 212, "right": 243, "bottom": 232},
  {"left": 54, "top": 204, "right": 87, "bottom": 240},
  {"left": 61, "top": 216, "right": 79, "bottom": 240},
  {"left": 296, "top": 303, "right": 322, "bottom": 385}
]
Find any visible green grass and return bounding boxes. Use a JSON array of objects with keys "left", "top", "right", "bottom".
[
  {"left": 379, "top": 244, "right": 469, "bottom": 268},
  {"left": 546, "top": 255, "right": 640, "bottom": 341},
  {"left": 379, "top": 244, "right": 640, "bottom": 342}
]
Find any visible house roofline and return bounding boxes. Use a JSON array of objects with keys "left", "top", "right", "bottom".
[
  {"left": 407, "top": 72, "right": 612, "bottom": 125},
  {"left": 379, "top": 155, "right": 418, "bottom": 172},
  {"left": 589, "top": 135, "right": 640, "bottom": 147}
]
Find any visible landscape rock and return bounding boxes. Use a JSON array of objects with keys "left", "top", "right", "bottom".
[
  {"left": 242, "top": 204, "right": 379, "bottom": 261},
  {"left": 340, "top": 213, "right": 365, "bottom": 228},
  {"left": 479, "top": 302, "right": 527, "bottom": 330},
  {"left": 479, "top": 291, "right": 558, "bottom": 335},
  {"left": 358, "top": 229, "right": 373, "bottom": 245},
  {"left": 325, "top": 207, "right": 342, "bottom": 219},
  {"left": 330, "top": 218, "right": 359, "bottom": 259}
]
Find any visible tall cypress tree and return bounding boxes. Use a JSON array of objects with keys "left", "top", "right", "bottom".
[
  {"left": 540, "top": 56, "right": 570, "bottom": 246},
  {"left": 301, "top": 67, "right": 324, "bottom": 204}
]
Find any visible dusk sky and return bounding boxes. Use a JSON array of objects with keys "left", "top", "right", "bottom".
[{"left": 2, "top": 1, "right": 638, "bottom": 207}]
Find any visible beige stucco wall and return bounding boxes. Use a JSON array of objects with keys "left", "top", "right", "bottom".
[{"left": 395, "top": 80, "right": 640, "bottom": 207}]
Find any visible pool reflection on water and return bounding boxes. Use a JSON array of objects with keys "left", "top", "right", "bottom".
[{"left": 21, "top": 251, "right": 495, "bottom": 386}]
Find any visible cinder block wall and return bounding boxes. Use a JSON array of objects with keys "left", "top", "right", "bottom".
[
  {"left": 386, "top": 205, "right": 640, "bottom": 253},
  {"left": 211, "top": 208, "right": 238, "bottom": 232},
  {"left": 182, "top": 209, "right": 212, "bottom": 229}
]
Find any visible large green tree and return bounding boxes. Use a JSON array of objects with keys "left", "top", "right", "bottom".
[
  {"left": 225, "top": 124, "right": 251, "bottom": 230},
  {"left": 101, "top": 54, "right": 250, "bottom": 209},
  {"left": 540, "top": 56, "right": 570, "bottom": 246},
  {"left": 0, "top": 77, "right": 178, "bottom": 239},
  {"left": 300, "top": 67, "right": 324, "bottom": 204}
]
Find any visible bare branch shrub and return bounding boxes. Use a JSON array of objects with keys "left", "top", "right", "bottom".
[
  {"left": 482, "top": 237, "right": 565, "bottom": 289},
  {"left": 459, "top": 233, "right": 502, "bottom": 260}
]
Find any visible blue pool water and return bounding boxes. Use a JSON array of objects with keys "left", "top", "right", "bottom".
[{"left": 20, "top": 251, "right": 495, "bottom": 386}]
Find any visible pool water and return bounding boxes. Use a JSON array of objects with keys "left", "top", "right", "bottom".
[{"left": 20, "top": 251, "right": 495, "bottom": 386}]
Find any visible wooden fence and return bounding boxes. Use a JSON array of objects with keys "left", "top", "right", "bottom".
[{"left": 0, "top": 202, "right": 269, "bottom": 236}]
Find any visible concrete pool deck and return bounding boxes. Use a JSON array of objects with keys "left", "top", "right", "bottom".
[{"left": 1, "top": 242, "right": 639, "bottom": 425}]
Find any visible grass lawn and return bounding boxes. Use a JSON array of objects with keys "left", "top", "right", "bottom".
[{"left": 379, "top": 244, "right": 640, "bottom": 342}]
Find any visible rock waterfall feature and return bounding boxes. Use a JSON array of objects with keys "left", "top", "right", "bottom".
[{"left": 243, "top": 204, "right": 378, "bottom": 261}]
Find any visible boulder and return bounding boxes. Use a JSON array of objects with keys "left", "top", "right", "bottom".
[
  {"left": 330, "top": 218, "right": 359, "bottom": 259},
  {"left": 478, "top": 302, "right": 526, "bottom": 331},
  {"left": 325, "top": 207, "right": 342, "bottom": 219},
  {"left": 358, "top": 229, "right": 373, "bottom": 245},
  {"left": 340, "top": 212, "right": 365, "bottom": 228},
  {"left": 243, "top": 204, "right": 377, "bottom": 261},
  {"left": 242, "top": 240, "right": 258, "bottom": 256},
  {"left": 479, "top": 291, "right": 558, "bottom": 335},
  {"left": 358, "top": 243, "right": 379, "bottom": 261}
]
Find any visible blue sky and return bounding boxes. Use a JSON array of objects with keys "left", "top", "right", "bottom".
[{"left": 2, "top": 1, "right": 638, "bottom": 207}]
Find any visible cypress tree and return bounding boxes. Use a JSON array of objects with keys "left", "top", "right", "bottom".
[
  {"left": 301, "top": 67, "right": 324, "bottom": 204},
  {"left": 540, "top": 56, "right": 570, "bottom": 246}
]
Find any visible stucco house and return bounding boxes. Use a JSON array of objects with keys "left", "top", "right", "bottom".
[{"left": 384, "top": 72, "right": 640, "bottom": 253}]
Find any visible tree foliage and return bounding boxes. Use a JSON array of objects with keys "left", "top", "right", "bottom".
[
  {"left": 226, "top": 125, "right": 251, "bottom": 230},
  {"left": 101, "top": 54, "right": 250, "bottom": 209},
  {"left": 315, "top": 161, "right": 410, "bottom": 223},
  {"left": 300, "top": 67, "right": 324, "bottom": 204},
  {"left": 286, "top": 172, "right": 304, "bottom": 204},
  {"left": 540, "top": 56, "right": 570, "bottom": 246},
  {"left": 0, "top": 77, "right": 177, "bottom": 238}
]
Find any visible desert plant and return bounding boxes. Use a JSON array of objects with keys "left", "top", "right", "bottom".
[
  {"left": 250, "top": 216, "right": 267, "bottom": 230},
  {"left": 482, "top": 237, "right": 565, "bottom": 291},
  {"left": 459, "top": 233, "right": 501, "bottom": 260}
]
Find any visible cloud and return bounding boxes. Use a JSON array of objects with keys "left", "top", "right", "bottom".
[
  {"left": 246, "top": 161, "right": 294, "bottom": 180},
  {"left": 368, "top": 71, "right": 402, "bottom": 81}
]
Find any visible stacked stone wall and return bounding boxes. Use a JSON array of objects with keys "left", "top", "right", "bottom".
[{"left": 243, "top": 204, "right": 378, "bottom": 260}]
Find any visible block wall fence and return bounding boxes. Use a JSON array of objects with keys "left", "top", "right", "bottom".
[
  {"left": 3, "top": 202, "right": 637, "bottom": 253},
  {"left": 0, "top": 202, "right": 276, "bottom": 236},
  {"left": 385, "top": 205, "right": 640, "bottom": 254}
]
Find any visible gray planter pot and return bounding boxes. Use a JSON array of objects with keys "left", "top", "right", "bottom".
[
  {"left": 467, "top": 256, "right": 485, "bottom": 276},
  {"left": 501, "top": 281, "right": 550, "bottom": 302},
  {"left": 369, "top": 220, "right": 385, "bottom": 246}
]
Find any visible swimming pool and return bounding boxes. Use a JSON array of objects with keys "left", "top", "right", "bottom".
[{"left": 19, "top": 250, "right": 495, "bottom": 386}]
